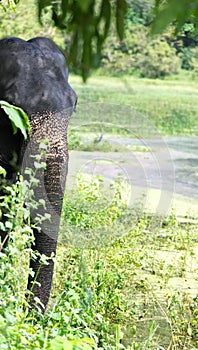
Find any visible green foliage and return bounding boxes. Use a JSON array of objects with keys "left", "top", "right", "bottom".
[
  {"left": 48, "top": 337, "right": 95, "bottom": 350},
  {"left": 70, "top": 75, "right": 198, "bottom": 136},
  {"left": 0, "top": 0, "right": 19, "bottom": 10},
  {"left": 126, "top": 0, "right": 154, "bottom": 26},
  {"left": 1, "top": 0, "right": 198, "bottom": 79},
  {"left": 1, "top": 0, "right": 198, "bottom": 80},
  {"left": 180, "top": 47, "right": 194, "bottom": 70},
  {"left": 0, "top": 142, "right": 49, "bottom": 307},
  {"left": 152, "top": 0, "right": 198, "bottom": 34},
  {"left": 0, "top": 163, "right": 198, "bottom": 348},
  {"left": 37, "top": 0, "right": 128, "bottom": 81},
  {"left": 0, "top": 152, "right": 50, "bottom": 348},
  {"left": 100, "top": 23, "right": 180, "bottom": 78},
  {"left": 0, "top": 100, "right": 31, "bottom": 139},
  {"left": 0, "top": 177, "right": 33, "bottom": 311},
  {"left": 0, "top": 0, "right": 65, "bottom": 47},
  {"left": 60, "top": 173, "right": 129, "bottom": 246},
  {"left": 190, "top": 46, "right": 198, "bottom": 75},
  {"left": 67, "top": 129, "right": 151, "bottom": 152},
  {"left": 68, "top": 130, "right": 115, "bottom": 152},
  {"left": 0, "top": 146, "right": 96, "bottom": 349},
  {"left": 68, "top": 129, "right": 81, "bottom": 150},
  {"left": 136, "top": 38, "right": 180, "bottom": 78},
  {"left": 57, "top": 200, "right": 198, "bottom": 349}
]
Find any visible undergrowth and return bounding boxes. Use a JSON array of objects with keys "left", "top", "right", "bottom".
[{"left": 0, "top": 168, "right": 198, "bottom": 349}]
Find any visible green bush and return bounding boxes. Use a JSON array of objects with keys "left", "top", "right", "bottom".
[
  {"left": 0, "top": 151, "right": 96, "bottom": 349},
  {"left": 190, "top": 46, "right": 198, "bottom": 76},
  {"left": 136, "top": 38, "right": 180, "bottom": 78},
  {"left": 68, "top": 129, "right": 81, "bottom": 150},
  {"left": 100, "top": 24, "right": 147, "bottom": 75},
  {"left": 126, "top": 0, "right": 154, "bottom": 26},
  {"left": 100, "top": 24, "right": 180, "bottom": 78},
  {"left": 60, "top": 172, "right": 129, "bottom": 247},
  {"left": 180, "top": 47, "right": 194, "bottom": 70}
]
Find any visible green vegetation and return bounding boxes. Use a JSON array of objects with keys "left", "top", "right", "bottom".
[
  {"left": 2, "top": 0, "right": 197, "bottom": 80},
  {"left": 100, "top": 24, "right": 181, "bottom": 78},
  {"left": 1, "top": 0, "right": 198, "bottom": 79},
  {"left": 0, "top": 172, "right": 198, "bottom": 349},
  {"left": 0, "top": 101, "right": 31, "bottom": 139},
  {"left": 0, "top": 0, "right": 65, "bottom": 46},
  {"left": 1, "top": 1, "right": 198, "bottom": 349},
  {"left": 0, "top": 90, "right": 198, "bottom": 348},
  {"left": 68, "top": 75, "right": 198, "bottom": 150}
]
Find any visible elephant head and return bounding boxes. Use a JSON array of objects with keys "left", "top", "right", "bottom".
[{"left": 0, "top": 37, "right": 77, "bottom": 312}]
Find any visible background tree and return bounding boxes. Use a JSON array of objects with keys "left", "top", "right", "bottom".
[
  {"left": 37, "top": 0, "right": 198, "bottom": 80},
  {"left": 1, "top": 0, "right": 198, "bottom": 79},
  {"left": 151, "top": 0, "right": 198, "bottom": 34}
]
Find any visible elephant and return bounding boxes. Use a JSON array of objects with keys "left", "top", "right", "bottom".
[{"left": 0, "top": 37, "right": 77, "bottom": 312}]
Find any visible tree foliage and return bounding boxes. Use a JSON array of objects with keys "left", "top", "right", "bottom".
[
  {"left": 126, "top": 0, "right": 155, "bottom": 26},
  {"left": 0, "top": 0, "right": 198, "bottom": 81},
  {"left": 152, "top": 0, "right": 198, "bottom": 34},
  {"left": 100, "top": 23, "right": 180, "bottom": 78},
  {"left": 38, "top": 0, "right": 198, "bottom": 80},
  {"left": 38, "top": 0, "right": 127, "bottom": 81}
]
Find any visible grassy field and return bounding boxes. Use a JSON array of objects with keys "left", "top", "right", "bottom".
[
  {"left": 60, "top": 75, "right": 198, "bottom": 348},
  {"left": 0, "top": 75, "right": 198, "bottom": 349},
  {"left": 57, "top": 172, "right": 198, "bottom": 349},
  {"left": 68, "top": 75, "right": 198, "bottom": 141},
  {"left": 1, "top": 173, "right": 197, "bottom": 349},
  {"left": 1, "top": 2, "right": 198, "bottom": 348}
]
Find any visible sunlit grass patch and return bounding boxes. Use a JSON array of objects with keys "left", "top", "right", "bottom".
[{"left": 70, "top": 75, "right": 198, "bottom": 137}]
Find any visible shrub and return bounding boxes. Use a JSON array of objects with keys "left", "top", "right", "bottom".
[
  {"left": 190, "top": 46, "right": 198, "bottom": 76},
  {"left": 60, "top": 172, "right": 130, "bottom": 247},
  {"left": 100, "top": 24, "right": 147, "bottom": 75},
  {"left": 180, "top": 47, "right": 194, "bottom": 70},
  {"left": 126, "top": 0, "right": 154, "bottom": 26},
  {"left": 136, "top": 38, "right": 180, "bottom": 78},
  {"left": 100, "top": 24, "right": 180, "bottom": 78}
]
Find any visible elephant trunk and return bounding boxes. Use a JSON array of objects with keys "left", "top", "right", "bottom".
[
  {"left": 24, "top": 111, "right": 70, "bottom": 312},
  {"left": 27, "top": 232, "right": 57, "bottom": 312}
]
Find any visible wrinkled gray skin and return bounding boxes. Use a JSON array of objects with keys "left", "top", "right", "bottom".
[{"left": 0, "top": 37, "right": 77, "bottom": 312}]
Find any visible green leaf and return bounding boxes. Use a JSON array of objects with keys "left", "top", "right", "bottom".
[
  {"left": 98, "top": 0, "right": 111, "bottom": 42},
  {"left": 187, "top": 325, "right": 192, "bottom": 336},
  {"left": 0, "top": 166, "right": 6, "bottom": 178},
  {"left": 49, "top": 336, "right": 95, "bottom": 350},
  {"left": 61, "top": 0, "right": 69, "bottom": 18},
  {"left": 151, "top": 0, "right": 198, "bottom": 34},
  {"left": 116, "top": 0, "right": 127, "bottom": 40},
  {"left": 76, "top": 0, "right": 92, "bottom": 13},
  {"left": 49, "top": 336, "right": 72, "bottom": 350},
  {"left": 38, "top": 0, "right": 52, "bottom": 22},
  {"left": 0, "top": 100, "right": 30, "bottom": 140}
]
